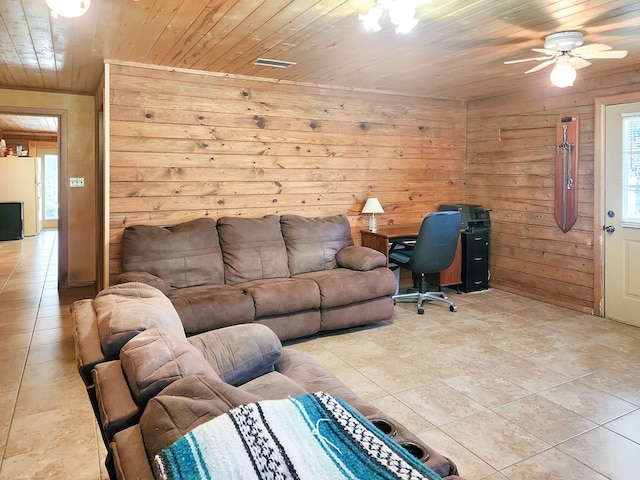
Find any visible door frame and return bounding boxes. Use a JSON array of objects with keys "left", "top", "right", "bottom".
[
  {"left": 594, "top": 92, "right": 640, "bottom": 316},
  {"left": 0, "top": 106, "right": 68, "bottom": 289}
]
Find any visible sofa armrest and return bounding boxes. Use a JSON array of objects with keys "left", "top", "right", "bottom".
[
  {"left": 188, "top": 324, "right": 282, "bottom": 386},
  {"left": 113, "top": 271, "right": 172, "bottom": 296},
  {"left": 336, "top": 245, "right": 387, "bottom": 271},
  {"left": 92, "top": 361, "right": 141, "bottom": 443},
  {"left": 111, "top": 425, "right": 155, "bottom": 480},
  {"left": 72, "top": 299, "right": 107, "bottom": 386}
]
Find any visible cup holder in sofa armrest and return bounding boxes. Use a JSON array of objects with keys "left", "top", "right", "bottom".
[
  {"left": 369, "top": 418, "right": 398, "bottom": 438},
  {"left": 398, "top": 441, "right": 430, "bottom": 462}
]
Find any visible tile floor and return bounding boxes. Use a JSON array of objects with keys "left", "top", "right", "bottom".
[{"left": 1, "top": 230, "right": 640, "bottom": 479}]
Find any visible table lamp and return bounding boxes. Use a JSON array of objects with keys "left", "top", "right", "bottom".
[{"left": 362, "top": 198, "right": 384, "bottom": 233}]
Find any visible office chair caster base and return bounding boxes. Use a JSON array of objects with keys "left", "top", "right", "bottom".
[
  {"left": 449, "top": 305, "right": 457, "bottom": 312},
  {"left": 418, "top": 307, "right": 424, "bottom": 315}
]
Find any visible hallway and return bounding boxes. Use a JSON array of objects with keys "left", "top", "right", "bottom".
[{"left": 0, "top": 230, "right": 106, "bottom": 479}]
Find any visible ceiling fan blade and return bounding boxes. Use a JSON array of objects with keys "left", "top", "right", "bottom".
[
  {"left": 569, "top": 57, "right": 592, "bottom": 70},
  {"left": 580, "top": 49, "right": 628, "bottom": 59},
  {"left": 571, "top": 43, "right": 612, "bottom": 55},
  {"left": 504, "top": 55, "right": 555, "bottom": 65},
  {"left": 532, "top": 48, "right": 560, "bottom": 55},
  {"left": 525, "top": 59, "right": 556, "bottom": 74}
]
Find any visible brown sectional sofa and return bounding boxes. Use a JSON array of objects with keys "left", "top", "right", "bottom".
[
  {"left": 71, "top": 282, "right": 464, "bottom": 480},
  {"left": 116, "top": 214, "right": 397, "bottom": 340}
]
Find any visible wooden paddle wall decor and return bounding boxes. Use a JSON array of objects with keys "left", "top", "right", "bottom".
[{"left": 554, "top": 116, "right": 579, "bottom": 233}]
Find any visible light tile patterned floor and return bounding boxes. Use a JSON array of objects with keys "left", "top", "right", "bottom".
[{"left": 1, "top": 230, "right": 640, "bottom": 479}]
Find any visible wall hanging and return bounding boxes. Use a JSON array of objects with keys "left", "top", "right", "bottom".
[{"left": 554, "top": 116, "right": 579, "bottom": 232}]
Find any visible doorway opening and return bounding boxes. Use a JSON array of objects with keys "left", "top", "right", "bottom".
[{"left": 0, "top": 110, "right": 66, "bottom": 288}]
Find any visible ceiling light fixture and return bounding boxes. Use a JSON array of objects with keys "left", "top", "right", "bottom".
[
  {"left": 45, "top": 0, "right": 91, "bottom": 18},
  {"left": 549, "top": 54, "right": 577, "bottom": 88},
  {"left": 359, "top": 0, "right": 418, "bottom": 34}
]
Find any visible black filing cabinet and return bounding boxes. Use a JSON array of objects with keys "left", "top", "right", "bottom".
[{"left": 461, "top": 231, "right": 489, "bottom": 292}]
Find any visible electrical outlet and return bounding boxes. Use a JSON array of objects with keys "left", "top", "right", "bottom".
[{"left": 69, "top": 177, "right": 85, "bottom": 188}]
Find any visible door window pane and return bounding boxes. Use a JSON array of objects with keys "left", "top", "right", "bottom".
[
  {"left": 44, "top": 154, "right": 58, "bottom": 220},
  {"left": 622, "top": 114, "right": 640, "bottom": 225}
]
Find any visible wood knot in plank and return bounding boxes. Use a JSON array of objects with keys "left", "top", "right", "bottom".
[
  {"left": 144, "top": 113, "right": 153, "bottom": 119},
  {"left": 359, "top": 123, "right": 368, "bottom": 131},
  {"left": 253, "top": 115, "right": 266, "bottom": 128}
]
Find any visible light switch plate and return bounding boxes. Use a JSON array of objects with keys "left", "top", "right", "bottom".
[{"left": 69, "top": 177, "right": 85, "bottom": 187}]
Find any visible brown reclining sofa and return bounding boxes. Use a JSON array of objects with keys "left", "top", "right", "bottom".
[
  {"left": 72, "top": 282, "right": 465, "bottom": 479},
  {"left": 71, "top": 214, "right": 465, "bottom": 479},
  {"left": 114, "top": 213, "right": 397, "bottom": 341}
]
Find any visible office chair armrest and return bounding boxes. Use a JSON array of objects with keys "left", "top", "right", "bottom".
[
  {"left": 336, "top": 246, "right": 387, "bottom": 271},
  {"left": 389, "top": 238, "right": 416, "bottom": 255}
]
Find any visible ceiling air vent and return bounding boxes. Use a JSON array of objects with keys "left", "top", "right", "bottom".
[{"left": 252, "top": 58, "right": 296, "bottom": 68}]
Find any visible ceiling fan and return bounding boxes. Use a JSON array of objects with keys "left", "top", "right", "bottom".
[{"left": 504, "top": 31, "right": 628, "bottom": 88}]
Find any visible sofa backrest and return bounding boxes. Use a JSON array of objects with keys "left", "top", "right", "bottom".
[
  {"left": 119, "top": 328, "right": 221, "bottom": 408},
  {"left": 94, "top": 282, "right": 185, "bottom": 358},
  {"left": 122, "top": 218, "right": 224, "bottom": 288},
  {"left": 217, "top": 215, "right": 290, "bottom": 284},
  {"left": 121, "top": 214, "right": 356, "bottom": 286},
  {"left": 280, "top": 214, "right": 354, "bottom": 275}
]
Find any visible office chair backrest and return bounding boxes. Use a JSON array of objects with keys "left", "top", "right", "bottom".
[{"left": 408, "top": 211, "right": 462, "bottom": 274}]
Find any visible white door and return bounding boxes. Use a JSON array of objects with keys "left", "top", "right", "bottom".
[
  {"left": 604, "top": 103, "right": 640, "bottom": 326},
  {"left": 35, "top": 156, "right": 43, "bottom": 233}
]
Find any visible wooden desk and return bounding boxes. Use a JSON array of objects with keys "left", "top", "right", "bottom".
[{"left": 361, "top": 225, "right": 462, "bottom": 288}]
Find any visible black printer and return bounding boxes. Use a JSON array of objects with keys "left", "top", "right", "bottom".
[{"left": 438, "top": 204, "right": 490, "bottom": 232}]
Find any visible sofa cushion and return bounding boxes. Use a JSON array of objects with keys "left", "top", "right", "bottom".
[
  {"left": 188, "top": 324, "right": 282, "bottom": 386},
  {"left": 295, "top": 267, "right": 397, "bottom": 308},
  {"left": 237, "top": 278, "right": 320, "bottom": 317},
  {"left": 217, "top": 215, "right": 290, "bottom": 284},
  {"left": 168, "top": 284, "right": 255, "bottom": 335},
  {"left": 94, "top": 282, "right": 185, "bottom": 358},
  {"left": 122, "top": 218, "right": 224, "bottom": 288},
  {"left": 119, "top": 329, "right": 221, "bottom": 408},
  {"left": 280, "top": 214, "right": 354, "bottom": 275},
  {"left": 238, "top": 370, "right": 307, "bottom": 399}
]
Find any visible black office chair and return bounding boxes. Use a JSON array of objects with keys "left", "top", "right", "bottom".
[{"left": 390, "top": 211, "right": 462, "bottom": 314}]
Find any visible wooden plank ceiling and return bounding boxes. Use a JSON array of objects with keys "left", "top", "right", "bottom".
[{"left": 0, "top": 0, "right": 639, "bottom": 101}]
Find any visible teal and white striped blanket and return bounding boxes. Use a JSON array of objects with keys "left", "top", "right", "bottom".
[{"left": 154, "top": 391, "right": 443, "bottom": 480}]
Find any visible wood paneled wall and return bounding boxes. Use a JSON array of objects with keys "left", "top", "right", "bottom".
[
  {"left": 107, "top": 62, "right": 467, "bottom": 279},
  {"left": 467, "top": 69, "right": 640, "bottom": 314}
]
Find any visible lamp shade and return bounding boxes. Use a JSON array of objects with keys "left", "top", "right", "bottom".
[
  {"left": 362, "top": 198, "right": 384, "bottom": 214},
  {"left": 46, "top": 0, "right": 91, "bottom": 18}
]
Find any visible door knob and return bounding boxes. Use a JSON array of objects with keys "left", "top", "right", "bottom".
[{"left": 603, "top": 225, "right": 615, "bottom": 234}]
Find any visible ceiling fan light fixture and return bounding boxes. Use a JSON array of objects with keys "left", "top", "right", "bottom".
[
  {"left": 359, "top": 0, "right": 417, "bottom": 34},
  {"left": 550, "top": 56, "right": 577, "bottom": 88},
  {"left": 45, "top": 0, "right": 91, "bottom": 18},
  {"left": 358, "top": 5, "right": 383, "bottom": 32},
  {"left": 394, "top": 16, "right": 418, "bottom": 34}
]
